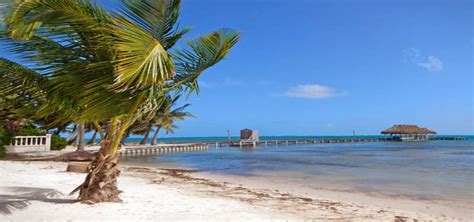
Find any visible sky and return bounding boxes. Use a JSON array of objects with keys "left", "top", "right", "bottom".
[{"left": 2, "top": 0, "right": 474, "bottom": 137}]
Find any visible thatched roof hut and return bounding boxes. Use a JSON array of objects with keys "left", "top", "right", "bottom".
[{"left": 381, "top": 125, "right": 436, "bottom": 135}]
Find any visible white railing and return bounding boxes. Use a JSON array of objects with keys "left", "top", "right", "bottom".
[{"left": 6, "top": 134, "right": 52, "bottom": 153}]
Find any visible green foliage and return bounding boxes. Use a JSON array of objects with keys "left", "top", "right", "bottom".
[
  {"left": 154, "top": 95, "right": 194, "bottom": 134},
  {"left": 0, "top": 0, "right": 240, "bottom": 155},
  {"left": 0, "top": 124, "right": 13, "bottom": 158},
  {"left": 18, "top": 126, "right": 45, "bottom": 136},
  {"left": 50, "top": 134, "right": 67, "bottom": 150}
]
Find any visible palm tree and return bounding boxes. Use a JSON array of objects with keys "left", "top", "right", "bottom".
[
  {"left": 151, "top": 95, "right": 194, "bottom": 145},
  {"left": 0, "top": 0, "right": 239, "bottom": 203}
]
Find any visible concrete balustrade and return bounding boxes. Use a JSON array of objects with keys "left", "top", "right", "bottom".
[{"left": 6, "top": 134, "right": 52, "bottom": 153}]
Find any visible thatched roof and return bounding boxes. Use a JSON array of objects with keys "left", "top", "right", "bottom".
[{"left": 381, "top": 125, "right": 436, "bottom": 135}]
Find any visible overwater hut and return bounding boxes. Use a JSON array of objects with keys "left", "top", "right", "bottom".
[
  {"left": 381, "top": 124, "right": 436, "bottom": 141},
  {"left": 240, "top": 129, "right": 259, "bottom": 141}
]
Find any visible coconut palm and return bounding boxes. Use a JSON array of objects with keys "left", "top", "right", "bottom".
[
  {"left": 0, "top": 0, "right": 239, "bottom": 203},
  {"left": 150, "top": 95, "right": 194, "bottom": 145}
]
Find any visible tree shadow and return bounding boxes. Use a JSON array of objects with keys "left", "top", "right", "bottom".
[{"left": 0, "top": 186, "right": 79, "bottom": 215}]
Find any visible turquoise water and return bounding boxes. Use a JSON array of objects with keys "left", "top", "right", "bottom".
[{"left": 122, "top": 136, "right": 474, "bottom": 202}]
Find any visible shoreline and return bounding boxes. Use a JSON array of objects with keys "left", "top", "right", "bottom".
[
  {"left": 193, "top": 171, "right": 473, "bottom": 221},
  {"left": 1, "top": 161, "right": 471, "bottom": 221}
]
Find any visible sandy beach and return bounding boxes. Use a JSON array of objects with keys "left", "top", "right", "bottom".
[{"left": 1, "top": 160, "right": 471, "bottom": 221}]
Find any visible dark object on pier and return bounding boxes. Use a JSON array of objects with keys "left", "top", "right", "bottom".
[
  {"left": 240, "top": 128, "right": 259, "bottom": 141},
  {"left": 240, "top": 129, "right": 253, "bottom": 140},
  {"left": 381, "top": 124, "right": 436, "bottom": 141}
]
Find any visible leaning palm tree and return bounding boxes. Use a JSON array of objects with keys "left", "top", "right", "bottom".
[{"left": 0, "top": 0, "right": 239, "bottom": 203}]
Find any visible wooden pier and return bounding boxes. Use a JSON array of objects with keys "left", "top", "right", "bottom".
[
  {"left": 430, "top": 137, "right": 467, "bottom": 141},
  {"left": 216, "top": 138, "right": 389, "bottom": 148},
  {"left": 117, "top": 136, "right": 468, "bottom": 156},
  {"left": 118, "top": 143, "right": 209, "bottom": 156},
  {"left": 210, "top": 136, "right": 468, "bottom": 148}
]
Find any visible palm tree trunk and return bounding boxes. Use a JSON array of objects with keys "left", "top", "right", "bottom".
[
  {"left": 76, "top": 122, "right": 86, "bottom": 151},
  {"left": 87, "top": 130, "right": 97, "bottom": 145},
  {"left": 139, "top": 125, "right": 152, "bottom": 145},
  {"left": 70, "top": 140, "right": 121, "bottom": 203},
  {"left": 67, "top": 124, "right": 77, "bottom": 145},
  {"left": 121, "top": 129, "right": 130, "bottom": 145},
  {"left": 150, "top": 127, "right": 160, "bottom": 145},
  {"left": 71, "top": 95, "right": 145, "bottom": 203}
]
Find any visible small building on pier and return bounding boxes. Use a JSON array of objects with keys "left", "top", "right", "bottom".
[
  {"left": 381, "top": 124, "right": 436, "bottom": 141},
  {"left": 240, "top": 128, "right": 259, "bottom": 141}
]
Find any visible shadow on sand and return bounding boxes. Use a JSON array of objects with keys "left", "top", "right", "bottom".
[{"left": 0, "top": 186, "right": 78, "bottom": 215}]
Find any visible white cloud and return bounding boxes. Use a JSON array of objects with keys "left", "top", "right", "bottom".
[
  {"left": 404, "top": 48, "right": 443, "bottom": 72},
  {"left": 284, "top": 84, "right": 344, "bottom": 99},
  {"left": 418, "top": 56, "right": 443, "bottom": 72}
]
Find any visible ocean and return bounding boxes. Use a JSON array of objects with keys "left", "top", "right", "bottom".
[{"left": 122, "top": 135, "right": 474, "bottom": 203}]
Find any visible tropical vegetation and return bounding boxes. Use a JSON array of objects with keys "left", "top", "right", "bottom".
[{"left": 0, "top": 0, "right": 239, "bottom": 203}]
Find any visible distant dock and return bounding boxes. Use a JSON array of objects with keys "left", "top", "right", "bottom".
[
  {"left": 430, "top": 137, "right": 467, "bottom": 141},
  {"left": 117, "top": 136, "right": 468, "bottom": 156},
  {"left": 221, "top": 138, "right": 388, "bottom": 148},
  {"left": 212, "top": 136, "right": 469, "bottom": 148}
]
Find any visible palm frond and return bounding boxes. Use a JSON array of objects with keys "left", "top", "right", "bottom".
[
  {"left": 170, "top": 28, "right": 240, "bottom": 93},
  {"left": 0, "top": 57, "right": 47, "bottom": 96},
  {"left": 5, "top": 0, "right": 112, "bottom": 39},
  {"left": 109, "top": 14, "right": 175, "bottom": 91}
]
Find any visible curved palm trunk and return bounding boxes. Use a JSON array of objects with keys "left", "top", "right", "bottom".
[
  {"left": 71, "top": 140, "right": 121, "bottom": 203},
  {"left": 77, "top": 122, "right": 86, "bottom": 151},
  {"left": 67, "top": 124, "right": 78, "bottom": 145},
  {"left": 121, "top": 129, "right": 130, "bottom": 145},
  {"left": 87, "top": 130, "right": 97, "bottom": 145},
  {"left": 139, "top": 125, "right": 152, "bottom": 145},
  {"left": 150, "top": 127, "right": 160, "bottom": 145}
]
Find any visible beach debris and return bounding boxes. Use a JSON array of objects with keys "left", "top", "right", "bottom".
[{"left": 66, "top": 162, "right": 88, "bottom": 173}]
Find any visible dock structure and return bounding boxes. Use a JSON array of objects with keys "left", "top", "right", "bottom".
[
  {"left": 225, "top": 138, "right": 388, "bottom": 148},
  {"left": 117, "top": 136, "right": 468, "bottom": 156},
  {"left": 212, "top": 136, "right": 468, "bottom": 148},
  {"left": 381, "top": 124, "right": 436, "bottom": 141},
  {"left": 430, "top": 137, "right": 467, "bottom": 141},
  {"left": 118, "top": 143, "right": 208, "bottom": 156}
]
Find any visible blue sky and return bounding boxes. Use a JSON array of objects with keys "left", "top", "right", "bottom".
[{"left": 3, "top": 0, "right": 474, "bottom": 136}]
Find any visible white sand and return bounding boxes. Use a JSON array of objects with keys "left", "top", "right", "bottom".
[
  {"left": 0, "top": 161, "right": 300, "bottom": 221},
  {"left": 1, "top": 161, "right": 472, "bottom": 221}
]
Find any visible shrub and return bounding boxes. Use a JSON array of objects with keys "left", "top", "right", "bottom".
[
  {"left": 18, "top": 126, "right": 45, "bottom": 136},
  {"left": 0, "top": 124, "right": 13, "bottom": 158},
  {"left": 50, "top": 134, "right": 67, "bottom": 150}
]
